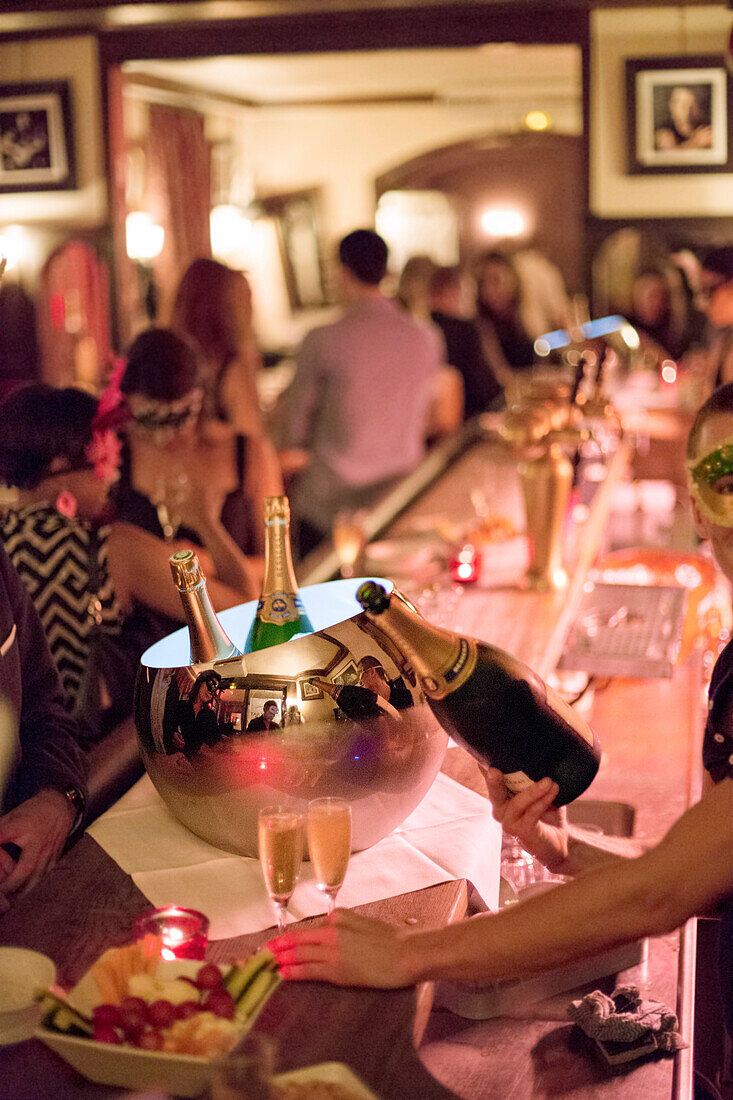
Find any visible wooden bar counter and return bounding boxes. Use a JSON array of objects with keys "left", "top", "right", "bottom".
[{"left": 0, "top": 425, "right": 706, "bottom": 1100}]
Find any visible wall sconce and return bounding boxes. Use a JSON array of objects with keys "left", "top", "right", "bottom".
[
  {"left": 0, "top": 225, "right": 28, "bottom": 273},
  {"left": 210, "top": 203, "right": 252, "bottom": 262},
  {"left": 480, "top": 206, "right": 526, "bottom": 239},
  {"left": 125, "top": 211, "right": 164, "bottom": 263}
]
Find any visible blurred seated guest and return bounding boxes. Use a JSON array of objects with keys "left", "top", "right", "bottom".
[
  {"left": 697, "top": 247, "right": 733, "bottom": 390},
  {"left": 627, "top": 268, "right": 688, "bottom": 362},
  {"left": 118, "top": 327, "right": 274, "bottom": 562},
  {"left": 396, "top": 257, "right": 464, "bottom": 441},
  {"left": 511, "top": 247, "right": 569, "bottom": 341},
  {"left": 246, "top": 699, "right": 281, "bottom": 733},
  {"left": 475, "top": 251, "right": 535, "bottom": 381},
  {"left": 173, "top": 670, "right": 222, "bottom": 757},
  {"left": 0, "top": 383, "right": 254, "bottom": 729},
  {"left": 0, "top": 543, "right": 87, "bottom": 909},
  {"left": 429, "top": 265, "right": 504, "bottom": 417},
  {"left": 277, "top": 230, "right": 442, "bottom": 556},
  {"left": 171, "top": 259, "right": 282, "bottom": 507}
]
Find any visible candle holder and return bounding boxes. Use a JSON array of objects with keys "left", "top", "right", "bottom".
[{"left": 133, "top": 906, "right": 209, "bottom": 961}]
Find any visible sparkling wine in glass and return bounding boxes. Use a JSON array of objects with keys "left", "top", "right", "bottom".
[
  {"left": 307, "top": 797, "right": 352, "bottom": 916},
  {"left": 258, "top": 807, "right": 304, "bottom": 933},
  {"left": 332, "top": 511, "right": 367, "bottom": 579}
]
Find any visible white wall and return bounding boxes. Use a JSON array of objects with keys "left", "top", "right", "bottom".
[{"left": 591, "top": 5, "right": 733, "bottom": 217}]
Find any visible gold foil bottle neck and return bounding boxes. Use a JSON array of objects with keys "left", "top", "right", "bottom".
[
  {"left": 169, "top": 549, "right": 203, "bottom": 590},
  {"left": 264, "top": 495, "right": 289, "bottom": 525}
]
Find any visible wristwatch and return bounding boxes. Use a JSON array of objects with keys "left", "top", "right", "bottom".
[{"left": 62, "top": 786, "right": 85, "bottom": 836}]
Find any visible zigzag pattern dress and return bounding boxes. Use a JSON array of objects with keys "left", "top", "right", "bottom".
[{"left": 0, "top": 502, "right": 121, "bottom": 711}]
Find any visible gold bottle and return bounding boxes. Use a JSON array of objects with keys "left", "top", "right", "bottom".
[{"left": 169, "top": 549, "right": 241, "bottom": 664}]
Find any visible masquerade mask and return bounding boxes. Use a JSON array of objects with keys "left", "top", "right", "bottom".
[
  {"left": 687, "top": 441, "right": 733, "bottom": 527},
  {"left": 128, "top": 388, "right": 204, "bottom": 442}
]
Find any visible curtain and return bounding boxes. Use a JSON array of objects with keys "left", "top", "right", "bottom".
[{"left": 147, "top": 105, "right": 212, "bottom": 321}]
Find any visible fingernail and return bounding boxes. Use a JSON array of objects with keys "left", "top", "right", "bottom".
[
  {"left": 539, "top": 777, "right": 552, "bottom": 790},
  {"left": 279, "top": 966, "right": 290, "bottom": 979}
]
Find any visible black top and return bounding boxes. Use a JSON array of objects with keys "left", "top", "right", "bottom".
[
  {"left": 114, "top": 435, "right": 254, "bottom": 655},
  {"left": 431, "top": 311, "right": 504, "bottom": 417},
  {"left": 703, "top": 636, "right": 733, "bottom": 1033},
  {"left": 334, "top": 684, "right": 383, "bottom": 721},
  {"left": 246, "top": 715, "right": 281, "bottom": 733},
  {"left": 176, "top": 699, "right": 220, "bottom": 758},
  {"left": 0, "top": 545, "right": 87, "bottom": 815},
  {"left": 477, "top": 307, "right": 535, "bottom": 371}
]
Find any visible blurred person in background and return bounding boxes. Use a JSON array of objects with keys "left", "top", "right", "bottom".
[
  {"left": 171, "top": 258, "right": 282, "bottom": 513},
  {"left": 696, "top": 247, "right": 733, "bottom": 390},
  {"left": 118, "top": 327, "right": 272, "bottom": 565},
  {"left": 277, "top": 229, "right": 442, "bottom": 557},
  {"left": 429, "top": 265, "right": 504, "bottom": 418},
  {"left": 626, "top": 268, "right": 689, "bottom": 362},
  {"left": 474, "top": 251, "right": 535, "bottom": 383}
]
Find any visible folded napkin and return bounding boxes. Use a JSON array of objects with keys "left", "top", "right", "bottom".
[
  {"left": 88, "top": 771, "right": 501, "bottom": 940},
  {"left": 568, "top": 985, "right": 688, "bottom": 1060}
]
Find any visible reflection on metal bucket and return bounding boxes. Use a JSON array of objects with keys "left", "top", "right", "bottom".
[{"left": 135, "top": 579, "right": 448, "bottom": 857}]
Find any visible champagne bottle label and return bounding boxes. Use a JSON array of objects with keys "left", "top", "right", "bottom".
[
  {"left": 420, "top": 637, "right": 478, "bottom": 700},
  {"left": 503, "top": 770, "right": 534, "bottom": 795},
  {"left": 256, "top": 591, "right": 307, "bottom": 625}
]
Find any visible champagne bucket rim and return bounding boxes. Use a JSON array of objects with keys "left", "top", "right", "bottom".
[{"left": 142, "top": 576, "right": 396, "bottom": 669}]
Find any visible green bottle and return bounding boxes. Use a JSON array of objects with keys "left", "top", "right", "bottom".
[{"left": 244, "top": 496, "right": 314, "bottom": 652}]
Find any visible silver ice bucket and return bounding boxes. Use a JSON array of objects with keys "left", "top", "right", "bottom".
[{"left": 134, "top": 579, "right": 448, "bottom": 857}]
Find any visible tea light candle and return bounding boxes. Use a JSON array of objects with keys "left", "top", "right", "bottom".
[
  {"left": 133, "top": 906, "right": 209, "bottom": 961},
  {"left": 450, "top": 544, "right": 481, "bottom": 584}
]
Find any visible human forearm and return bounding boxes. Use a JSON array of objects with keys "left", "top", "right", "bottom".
[
  {"left": 195, "top": 515, "right": 258, "bottom": 601},
  {"left": 555, "top": 826, "right": 648, "bottom": 877},
  {"left": 402, "top": 851, "right": 670, "bottom": 985}
]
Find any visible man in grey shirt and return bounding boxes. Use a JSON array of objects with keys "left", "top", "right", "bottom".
[{"left": 278, "top": 229, "right": 441, "bottom": 555}]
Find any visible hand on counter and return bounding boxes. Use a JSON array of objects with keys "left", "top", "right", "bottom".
[{"left": 0, "top": 789, "right": 75, "bottom": 904}]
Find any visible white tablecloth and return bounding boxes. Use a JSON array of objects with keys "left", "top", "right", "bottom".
[{"left": 88, "top": 772, "right": 501, "bottom": 940}]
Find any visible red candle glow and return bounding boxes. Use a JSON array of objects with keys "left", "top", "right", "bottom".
[{"left": 133, "top": 906, "right": 209, "bottom": 961}]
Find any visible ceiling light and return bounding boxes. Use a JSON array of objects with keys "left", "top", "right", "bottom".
[{"left": 480, "top": 207, "right": 526, "bottom": 239}]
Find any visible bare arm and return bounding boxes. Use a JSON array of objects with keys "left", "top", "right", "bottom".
[
  {"left": 107, "top": 522, "right": 254, "bottom": 621},
  {"left": 269, "top": 778, "right": 733, "bottom": 988},
  {"left": 241, "top": 433, "right": 284, "bottom": 555}
]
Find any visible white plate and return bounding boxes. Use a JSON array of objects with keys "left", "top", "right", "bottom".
[
  {"left": 275, "top": 1061, "right": 379, "bottom": 1098},
  {"left": 0, "top": 947, "right": 56, "bottom": 1046},
  {"left": 36, "top": 959, "right": 278, "bottom": 1098}
]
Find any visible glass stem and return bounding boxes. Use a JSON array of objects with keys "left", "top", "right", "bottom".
[{"left": 276, "top": 902, "right": 288, "bottom": 934}]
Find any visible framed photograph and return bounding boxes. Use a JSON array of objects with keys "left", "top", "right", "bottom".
[
  {"left": 626, "top": 56, "right": 732, "bottom": 174},
  {"left": 260, "top": 189, "right": 330, "bottom": 310},
  {"left": 0, "top": 81, "right": 76, "bottom": 192},
  {"left": 332, "top": 661, "right": 359, "bottom": 688}
]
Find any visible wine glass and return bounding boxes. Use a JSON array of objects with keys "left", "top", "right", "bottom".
[
  {"left": 332, "top": 510, "right": 367, "bottom": 579},
  {"left": 257, "top": 806, "right": 304, "bottom": 933},
  {"left": 307, "top": 797, "right": 352, "bottom": 916}
]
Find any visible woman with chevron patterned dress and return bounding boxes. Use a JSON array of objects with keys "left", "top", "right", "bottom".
[{"left": 0, "top": 384, "right": 256, "bottom": 735}]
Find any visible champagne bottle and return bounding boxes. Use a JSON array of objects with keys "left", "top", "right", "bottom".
[
  {"left": 245, "top": 496, "right": 314, "bottom": 652},
  {"left": 169, "top": 548, "right": 241, "bottom": 664},
  {"left": 357, "top": 581, "right": 600, "bottom": 806}
]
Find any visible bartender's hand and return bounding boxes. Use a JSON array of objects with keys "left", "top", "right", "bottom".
[
  {"left": 0, "top": 789, "right": 75, "bottom": 902},
  {"left": 481, "top": 766, "right": 570, "bottom": 875},
  {"left": 268, "top": 910, "right": 414, "bottom": 989}
]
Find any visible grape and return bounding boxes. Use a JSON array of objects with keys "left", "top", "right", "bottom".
[
  {"left": 93, "top": 1024, "right": 122, "bottom": 1044},
  {"left": 147, "top": 999, "right": 177, "bottom": 1029},
  {"left": 195, "top": 963, "right": 223, "bottom": 990},
  {"left": 139, "top": 1029, "right": 164, "bottom": 1051},
  {"left": 120, "top": 996, "right": 148, "bottom": 1018},
  {"left": 203, "top": 988, "right": 235, "bottom": 1019},
  {"left": 175, "top": 1000, "right": 200, "bottom": 1021},
  {"left": 92, "top": 1004, "right": 122, "bottom": 1028}
]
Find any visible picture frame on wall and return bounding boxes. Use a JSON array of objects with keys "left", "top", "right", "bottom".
[
  {"left": 0, "top": 81, "right": 76, "bottom": 193},
  {"left": 626, "top": 55, "right": 732, "bottom": 175},
  {"left": 260, "top": 189, "right": 330, "bottom": 310}
]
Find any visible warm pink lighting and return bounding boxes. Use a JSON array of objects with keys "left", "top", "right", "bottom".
[
  {"left": 450, "top": 544, "right": 480, "bottom": 584},
  {"left": 661, "top": 361, "right": 677, "bottom": 384}
]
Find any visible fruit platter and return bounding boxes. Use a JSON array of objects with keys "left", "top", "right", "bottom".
[{"left": 35, "top": 940, "right": 281, "bottom": 1097}]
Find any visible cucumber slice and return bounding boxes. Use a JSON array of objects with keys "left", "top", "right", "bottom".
[
  {"left": 37, "top": 991, "right": 93, "bottom": 1036},
  {"left": 236, "top": 968, "right": 278, "bottom": 1020},
  {"left": 225, "top": 949, "right": 276, "bottom": 1004}
]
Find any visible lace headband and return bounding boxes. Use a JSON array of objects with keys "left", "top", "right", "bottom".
[{"left": 127, "top": 388, "right": 204, "bottom": 437}]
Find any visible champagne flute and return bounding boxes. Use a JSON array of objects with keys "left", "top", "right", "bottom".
[
  {"left": 332, "top": 511, "right": 367, "bottom": 579},
  {"left": 307, "top": 797, "right": 352, "bottom": 916},
  {"left": 257, "top": 806, "right": 304, "bottom": 933}
]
